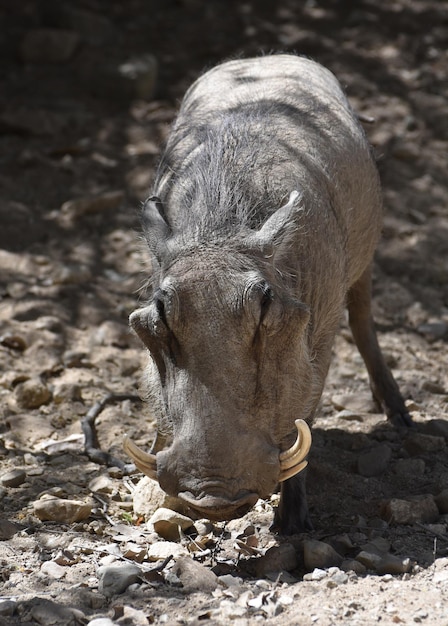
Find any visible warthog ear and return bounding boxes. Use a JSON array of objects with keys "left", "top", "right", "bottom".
[
  {"left": 142, "top": 196, "right": 171, "bottom": 264},
  {"left": 248, "top": 190, "right": 302, "bottom": 258}
]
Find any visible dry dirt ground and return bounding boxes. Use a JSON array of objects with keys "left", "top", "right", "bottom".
[{"left": 1, "top": 1, "right": 448, "bottom": 625}]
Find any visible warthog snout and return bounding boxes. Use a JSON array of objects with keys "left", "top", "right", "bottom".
[{"left": 124, "top": 420, "right": 312, "bottom": 520}]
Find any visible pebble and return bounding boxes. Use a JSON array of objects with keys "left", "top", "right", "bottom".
[
  {"left": 118, "top": 54, "right": 158, "bottom": 100},
  {"left": 0, "top": 518, "right": 22, "bottom": 539},
  {"left": 88, "top": 474, "right": 115, "bottom": 495},
  {"left": 303, "top": 568, "right": 327, "bottom": 581},
  {"left": 172, "top": 556, "right": 219, "bottom": 592},
  {"left": 34, "top": 496, "right": 92, "bottom": 523},
  {"left": 1, "top": 468, "right": 26, "bottom": 487},
  {"left": 40, "top": 560, "right": 67, "bottom": 579},
  {"left": 303, "top": 539, "right": 343, "bottom": 571},
  {"left": 331, "top": 392, "right": 377, "bottom": 414},
  {"left": 380, "top": 495, "right": 439, "bottom": 525},
  {"left": 417, "top": 321, "right": 448, "bottom": 341},
  {"left": 0, "top": 600, "right": 16, "bottom": 617},
  {"left": 61, "top": 190, "right": 125, "bottom": 219},
  {"left": 404, "top": 433, "right": 446, "bottom": 456},
  {"left": 149, "top": 507, "right": 195, "bottom": 541},
  {"left": 435, "top": 489, "right": 448, "bottom": 514},
  {"left": 376, "top": 554, "right": 411, "bottom": 575},
  {"left": 422, "top": 419, "right": 448, "bottom": 439},
  {"left": 132, "top": 476, "right": 185, "bottom": 519},
  {"left": 146, "top": 541, "right": 189, "bottom": 561},
  {"left": 97, "top": 563, "right": 142, "bottom": 596},
  {"left": 87, "top": 619, "right": 115, "bottom": 626},
  {"left": 341, "top": 559, "right": 366, "bottom": 575},
  {"left": 254, "top": 543, "right": 298, "bottom": 577},
  {"left": 14, "top": 378, "right": 52, "bottom": 409},
  {"left": 358, "top": 444, "right": 392, "bottom": 477},
  {"left": 393, "top": 458, "right": 426, "bottom": 476}
]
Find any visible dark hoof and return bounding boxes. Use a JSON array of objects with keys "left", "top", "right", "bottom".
[{"left": 388, "top": 410, "right": 415, "bottom": 431}]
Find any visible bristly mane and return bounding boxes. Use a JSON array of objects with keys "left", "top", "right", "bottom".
[{"left": 153, "top": 104, "right": 291, "bottom": 243}]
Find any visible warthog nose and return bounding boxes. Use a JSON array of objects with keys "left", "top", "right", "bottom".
[{"left": 177, "top": 491, "right": 259, "bottom": 521}]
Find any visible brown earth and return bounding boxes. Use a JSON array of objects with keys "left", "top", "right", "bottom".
[{"left": 0, "top": 1, "right": 447, "bottom": 625}]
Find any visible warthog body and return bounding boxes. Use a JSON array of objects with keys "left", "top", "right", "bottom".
[{"left": 127, "top": 55, "right": 411, "bottom": 534}]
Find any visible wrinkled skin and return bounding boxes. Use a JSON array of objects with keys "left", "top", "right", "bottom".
[{"left": 130, "top": 55, "right": 411, "bottom": 534}]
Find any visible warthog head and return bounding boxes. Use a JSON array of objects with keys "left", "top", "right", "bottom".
[{"left": 124, "top": 192, "right": 312, "bottom": 521}]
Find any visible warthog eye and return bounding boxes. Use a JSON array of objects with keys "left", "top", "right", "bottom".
[
  {"left": 260, "top": 283, "right": 274, "bottom": 321},
  {"left": 154, "top": 291, "right": 168, "bottom": 328}
]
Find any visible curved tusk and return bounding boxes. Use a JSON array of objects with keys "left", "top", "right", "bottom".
[
  {"left": 279, "top": 419, "right": 312, "bottom": 472},
  {"left": 278, "top": 460, "right": 308, "bottom": 483},
  {"left": 123, "top": 435, "right": 158, "bottom": 480}
]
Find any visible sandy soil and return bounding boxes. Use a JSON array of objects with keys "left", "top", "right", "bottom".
[{"left": 0, "top": 1, "right": 447, "bottom": 624}]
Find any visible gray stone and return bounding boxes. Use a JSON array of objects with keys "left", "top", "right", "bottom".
[
  {"left": 435, "top": 489, "right": 448, "bottom": 514},
  {"left": 303, "top": 539, "right": 343, "bottom": 571},
  {"left": 0, "top": 600, "right": 16, "bottom": 617},
  {"left": 172, "top": 556, "right": 219, "bottom": 592},
  {"left": 394, "top": 458, "right": 426, "bottom": 477},
  {"left": 381, "top": 495, "right": 439, "bottom": 525},
  {"left": 358, "top": 444, "right": 392, "bottom": 477},
  {"left": 341, "top": 559, "right": 366, "bottom": 575},
  {"left": 34, "top": 496, "right": 92, "bottom": 523},
  {"left": 0, "top": 518, "right": 22, "bottom": 540},
  {"left": 15, "top": 378, "right": 52, "bottom": 409},
  {"left": 254, "top": 543, "right": 298, "bottom": 576},
  {"left": 1, "top": 468, "right": 26, "bottom": 488},
  {"left": 97, "top": 563, "right": 142, "bottom": 597},
  {"left": 149, "top": 508, "right": 195, "bottom": 541},
  {"left": 404, "top": 433, "right": 445, "bottom": 456}
]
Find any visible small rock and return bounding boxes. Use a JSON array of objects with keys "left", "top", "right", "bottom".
[
  {"left": 132, "top": 476, "right": 186, "bottom": 519},
  {"left": 91, "top": 320, "right": 130, "bottom": 348},
  {"left": 393, "top": 458, "right": 426, "bottom": 476},
  {"left": 15, "top": 378, "right": 52, "bottom": 409},
  {"left": 357, "top": 444, "right": 392, "bottom": 477},
  {"left": 380, "top": 495, "right": 439, "bottom": 525},
  {"left": 87, "top": 619, "right": 115, "bottom": 626},
  {"left": 0, "top": 518, "right": 22, "bottom": 540},
  {"left": 1, "top": 468, "right": 26, "bottom": 487},
  {"left": 435, "top": 489, "right": 448, "bottom": 514},
  {"left": 146, "top": 541, "right": 188, "bottom": 561},
  {"left": 20, "top": 598, "right": 86, "bottom": 625},
  {"left": 20, "top": 29, "right": 79, "bottom": 64},
  {"left": 355, "top": 550, "right": 382, "bottom": 571},
  {"left": 218, "top": 574, "right": 244, "bottom": 588},
  {"left": 40, "top": 560, "right": 66, "bottom": 579},
  {"left": 303, "top": 568, "right": 325, "bottom": 581},
  {"left": 376, "top": 554, "right": 411, "bottom": 575},
  {"left": 52, "top": 383, "right": 82, "bottom": 404},
  {"left": 34, "top": 496, "right": 92, "bottom": 523},
  {"left": 194, "top": 519, "right": 215, "bottom": 536},
  {"left": 361, "top": 537, "right": 391, "bottom": 555},
  {"left": 172, "top": 556, "right": 219, "bottom": 592},
  {"left": 341, "top": 559, "right": 366, "bottom": 575},
  {"left": 88, "top": 474, "right": 115, "bottom": 495},
  {"left": 417, "top": 321, "right": 448, "bottom": 341},
  {"left": 254, "top": 543, "right": 298, "bottom": 577},
  {"left": 118, "top": 55, "right": 158, "bottom": 100},
  {"left": 422, "top": 419, "right": 448, "bottom": 439},
  {"left": 0, "top": 333, "right": 27, "bottom": 351},
  {"left": 422, "top": 380, "right": 447, "bottom": 394},
  {"left": 303, "top": 539, "right": 343, "bottom": 571},
  {"left": 149, "top": 508, "right": 195, "bottom": 541},
  {"left": 61, "top": 190, "right": 125, "bottom": 219},
  {"left": 97, "top": 563, "right": 142, "bottom": 596},
  {"left": 0, "top": 600, "right": 16, "bottom": 616},
  {"left": 331, "top": 392, "right": 377, "bottom": 414},
  {"left": 404, "top": 433, "right": 445, "bottom": 456}
]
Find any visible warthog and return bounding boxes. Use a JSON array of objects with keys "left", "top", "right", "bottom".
[{"left": 124, "top": 54, "right": 411, "bottom": 534}]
